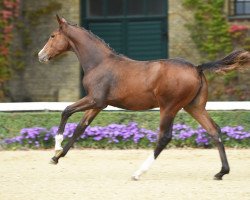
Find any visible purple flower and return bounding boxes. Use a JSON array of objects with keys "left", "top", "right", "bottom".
[
  {"left": 221, "top": 126, "right": 250, "bottom": 140},
  {"left": 2, "top": 122, "right": 250, "bottom": 148}
]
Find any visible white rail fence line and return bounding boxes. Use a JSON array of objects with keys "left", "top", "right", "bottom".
[{"left": 0, "top": 102, "right": 249, "bottom": 112}]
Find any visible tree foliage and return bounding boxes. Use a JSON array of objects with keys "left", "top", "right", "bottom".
[
  {"left": 183, "top": 0, "right": 233, "bottom": 60},
  {"left": 0, "top": 0, "right": 20, "bottom": 82}
]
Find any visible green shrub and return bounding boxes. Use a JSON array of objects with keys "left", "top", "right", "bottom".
[{"left": 0, "top": 111, "right": 249, "bottom": 138}]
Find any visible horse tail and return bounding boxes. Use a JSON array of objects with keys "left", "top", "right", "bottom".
[{"left": 197, "top": 50, "right": 250, "bottom": 73}]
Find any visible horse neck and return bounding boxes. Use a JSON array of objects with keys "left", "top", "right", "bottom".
[{"left": 66, "top": 27, "right": 113, "bottom": 73}]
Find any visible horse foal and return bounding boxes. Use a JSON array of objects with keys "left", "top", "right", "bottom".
[{"left": 38, "top": 15, "right": 250, "bottom": 181}]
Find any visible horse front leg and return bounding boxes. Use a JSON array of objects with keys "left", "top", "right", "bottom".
[
  {"left": 52, "top": 96, "right": 102, "bottom": 158},
  {"left": 51, "top": 108, "right": 101, "bottom": 164},
  {"left": 54, "top": 111, "right": 70, "bottom": 156}
]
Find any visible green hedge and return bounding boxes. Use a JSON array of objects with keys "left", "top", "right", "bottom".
[{"left": 1, "top": 110, "right": 250, "bottom": 139}]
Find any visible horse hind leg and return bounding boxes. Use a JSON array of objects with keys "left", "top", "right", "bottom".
[
  {"left": 184, "top": 104, "right": 230, "bottom": 180},
  {"left": 132, "top": 107, "right": 176, "bottom": 180}
]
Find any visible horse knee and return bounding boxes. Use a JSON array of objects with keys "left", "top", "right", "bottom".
[{"left": 62, "top": 106, "right": 73, "bottom": 118}]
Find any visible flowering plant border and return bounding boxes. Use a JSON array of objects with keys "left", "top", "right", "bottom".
[{"left": 2, "top": 122, "right": 250, "bottom": 150}]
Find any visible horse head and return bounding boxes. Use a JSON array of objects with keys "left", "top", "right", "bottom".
[{"left": 38, "top": 15, "right": 71, "bottom": 63}]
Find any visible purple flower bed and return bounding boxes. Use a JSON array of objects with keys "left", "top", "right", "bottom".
[{"left": 2, "top": 122, "right": 250, "bottom": 149}]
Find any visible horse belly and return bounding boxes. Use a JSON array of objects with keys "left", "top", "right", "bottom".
[{"left": 108, "top": 93, "right": 158, "bottom": 111}]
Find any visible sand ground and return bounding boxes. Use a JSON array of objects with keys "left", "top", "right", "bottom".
[{"left": 0, "top": 149, "right": 250, "bottom": 200}]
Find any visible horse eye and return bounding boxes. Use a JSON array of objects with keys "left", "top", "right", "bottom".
[{"left": 50, "top": 35, "right": 55, "bottom": 38}]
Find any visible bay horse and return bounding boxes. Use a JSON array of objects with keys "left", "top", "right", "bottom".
[{"left": 38, "top": 15, "right": 250, "bottom": 181}]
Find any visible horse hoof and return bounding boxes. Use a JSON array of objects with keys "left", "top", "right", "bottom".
[
  {"left": 49, "top": 158, "right": 58, "bottom": 165},
  {"left": 131, "top": 175, "right": 140, "bottom": 181},
  {"left": 55, "top": 150, "right": 63, "bottom": 157},
  {"left": 213, "top": 176, "right": 222, "bottom": 180}
]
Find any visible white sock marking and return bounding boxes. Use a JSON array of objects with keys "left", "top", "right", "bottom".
[
  {"left": 55, "top": 134, "right": 63, "bottom": 151},
  {"left": 132, "top": 153, "right": 155, "bottom": 180}
]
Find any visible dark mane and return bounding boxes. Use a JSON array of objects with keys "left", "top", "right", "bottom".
[{"left": 68, "top": 22, "right": 121, "bottom": 56}]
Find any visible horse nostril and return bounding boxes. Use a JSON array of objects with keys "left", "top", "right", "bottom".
[
  {"left": 38, "top": 54, "right": 48, "bottom": 63},
  {"left": 38, "top": 48, "right": 50, "bottom": 63},
  {"left": 38, "top": 57, "right": 44, "bottom": 63}
]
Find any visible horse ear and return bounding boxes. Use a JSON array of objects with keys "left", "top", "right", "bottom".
[
  {"left": 56, "top": 14, "right": 67, "bottom": 26},
  {"left": 56, "top": 14, "right": 62, "bottom": 24}
]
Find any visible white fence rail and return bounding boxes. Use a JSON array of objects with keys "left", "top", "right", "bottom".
[{"left": 0, "top": 101, "right": 249, "bottom": 112}]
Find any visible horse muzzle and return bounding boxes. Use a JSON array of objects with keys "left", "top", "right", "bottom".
[{"left": 38, "top": 49, "right": 50, "bottom": 63}]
